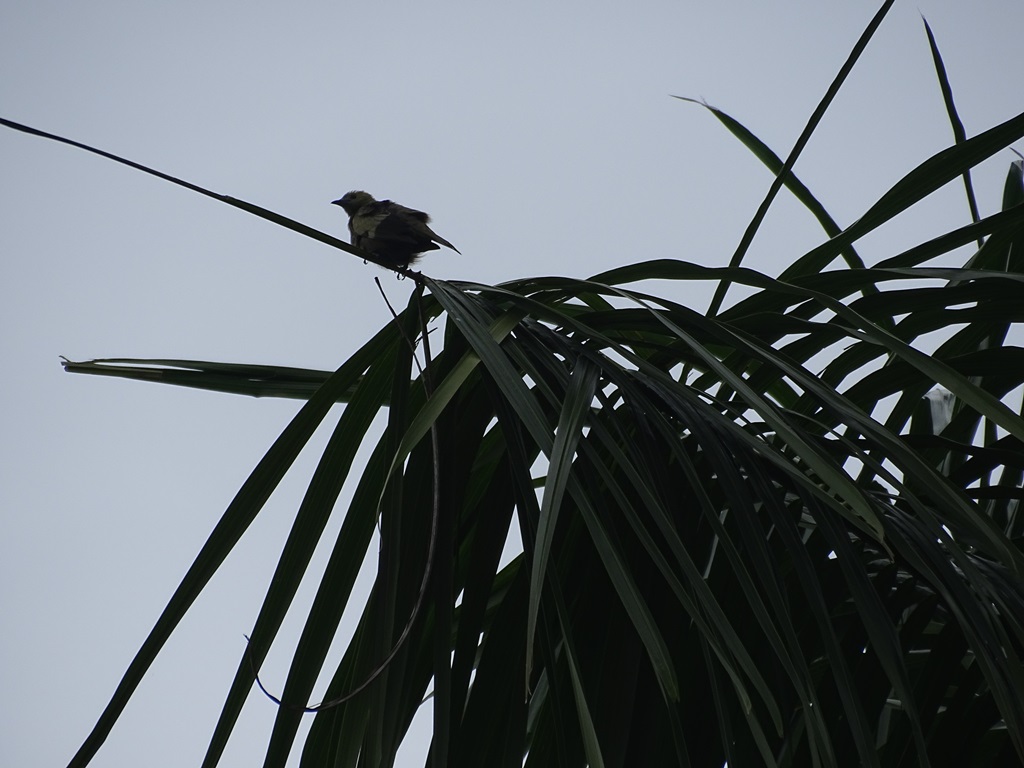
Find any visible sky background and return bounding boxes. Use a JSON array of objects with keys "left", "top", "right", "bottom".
[{"left": 3, "top": 1, "right": 1023, "bottom": 766}]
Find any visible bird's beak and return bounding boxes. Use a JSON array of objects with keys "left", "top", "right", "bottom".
[{"left": 330, "top": 199, "right": 343, "bottom": 206}]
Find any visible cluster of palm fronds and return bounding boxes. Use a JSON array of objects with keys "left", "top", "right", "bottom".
[{"left": 7, "top": 3, "right": 1024, "bottom": 767}]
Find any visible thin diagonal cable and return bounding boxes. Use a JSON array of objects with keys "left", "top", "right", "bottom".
[{"left": 0, "top": 116, "right": 424, "bottom": 276}]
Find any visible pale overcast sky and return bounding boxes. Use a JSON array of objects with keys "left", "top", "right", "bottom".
[{"left": 3, "top": 2, "right": 1023, "bottom": 766}]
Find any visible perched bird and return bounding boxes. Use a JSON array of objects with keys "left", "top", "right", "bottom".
[{"left": 331, "top": 190, "right": 460, "bottom": 269}]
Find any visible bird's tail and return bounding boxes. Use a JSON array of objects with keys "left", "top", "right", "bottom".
[{"left": 432, "top": 232, "right": 461, "bottom": 254}]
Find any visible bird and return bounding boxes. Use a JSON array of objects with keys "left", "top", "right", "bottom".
[{"left": 331, "top": 190, "right": 460, "bottom": 269}]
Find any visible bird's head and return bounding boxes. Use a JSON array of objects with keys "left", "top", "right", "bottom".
[{"left": 331, "top": 190, "right": 376, "bottom": 216}]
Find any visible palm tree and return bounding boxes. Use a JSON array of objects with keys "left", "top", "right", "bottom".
[{"left": 8, "top": 6, "right": 1024, "bottom": 766}]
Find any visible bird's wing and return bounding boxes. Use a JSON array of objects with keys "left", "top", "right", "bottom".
[
  {"left": 352, "top": 202, "right": 430, "bottom": 247},
  {"left": 386, "top": 203, "right": 460, "bottom": 253},
  {"left": 350, "top": 200, "right": 459, "bottom": 253},
  {"left": 388, "top": 202, "right": 431, "bottom": 223}
]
